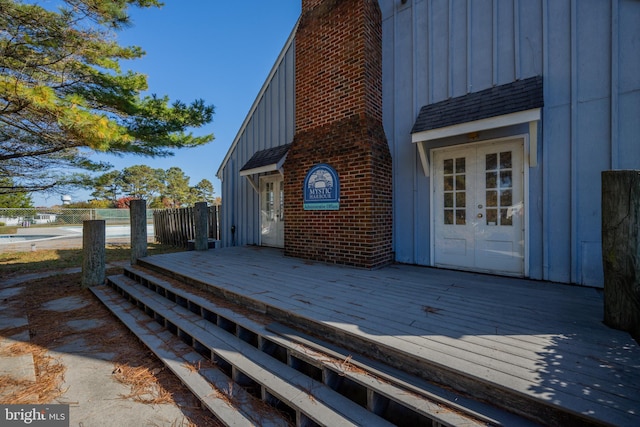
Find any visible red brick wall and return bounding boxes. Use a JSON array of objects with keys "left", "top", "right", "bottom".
[
  {"left": 295, "top": 0, "right": 382, "bottom": 131},
  {"left": 284, "top": 0, "right": 393, "bottom": 268}
]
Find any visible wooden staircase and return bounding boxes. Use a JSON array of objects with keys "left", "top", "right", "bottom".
[{"left": 91, "top": 263, "right": 539, "bottom": 427}]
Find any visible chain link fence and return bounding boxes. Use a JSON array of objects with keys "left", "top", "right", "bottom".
[{"left": 0, "top": 208, "right": 153, "bottom": 227}]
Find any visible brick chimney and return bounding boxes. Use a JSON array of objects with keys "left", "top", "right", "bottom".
[{"left": 283, "top": 0, "right": 393, "bottom": 268}]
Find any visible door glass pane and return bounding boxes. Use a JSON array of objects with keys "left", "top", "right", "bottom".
[
  {"left": 443, "top": 157, "right": 466, "bottom": 226},
  {"left": 444, "top": 159, "right": 454, "bottom": 174},
  {"left": 489, "top": 151, "right": 514, "bottom": 226},
  {"left": 486, "top": 190, "right": 497, "bottom": 207},
  {"left": 486, "top": 208, "right": 497, "bottom": 225},
  {"left": 500, "top": 171, "right": 512, "bottom": 188},
  {"left": 444, "top": 176, "right": 454, "bottom": 191},
  {"left": 486, "top": 153, "right": 497, "bottom": 170},
  {"left": 484, "top": 150, "right": 516, "bottom": 226},
  {"left": 444, "top": 193, "right": 453, "bottom": 208},
  {"left": 486, "top": 172, "right": 497, "bottom": 189},
  {"left": 265, "top": 182, "right": 274, "bottom": 220},
  {"left": 500, "top": 189, "right": 512, "bottom": 206},
  {"left": 444, "top": 210, "right": 454, "bottom": 225},
  {"left": 501, "top": 208, "right": 513, "bottom": 226},
  {"left": 500, "top": 152, "right": 512, "bottom": 169},
  {"left": 279, "top": 181, "right": 284, "bottom": 220}
]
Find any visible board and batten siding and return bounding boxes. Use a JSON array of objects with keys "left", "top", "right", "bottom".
[
  {"left": 382, "top": 0, "right": 640, "bottom": 286},
  {"left": 217, "top": 29, "right": 296, "bottom": 248},
  {"left": 219, "top": 0, "right": 639, "bottom": 287}
]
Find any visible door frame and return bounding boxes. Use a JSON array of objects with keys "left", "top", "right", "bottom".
[
  {"left": 259, "top": 173, "right": 284, "bottom": 248},
  {"left": 429, "top": 135, "right": 530, "bottom": 277}
]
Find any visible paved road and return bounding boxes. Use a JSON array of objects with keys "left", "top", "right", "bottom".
[{"left": 0, "top": 226, "right": 152, "bottom": 252}]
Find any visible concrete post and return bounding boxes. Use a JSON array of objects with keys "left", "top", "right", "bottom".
[
  {"left": 82, "top": 220, "right": 105, "bottom": 288},
  {"left": 194, "top": 202, "right": 209, "bottom": 251},
  {"left": 130, "top": 199, "right": 148, "bottom": 264}
]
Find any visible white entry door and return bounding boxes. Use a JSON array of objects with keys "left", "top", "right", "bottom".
[
  {"left": 433, "top": 140, "right": 525, "bottom": 275},
  {"left": 260, "top": 175, "right": 284, "bottom": 248}
]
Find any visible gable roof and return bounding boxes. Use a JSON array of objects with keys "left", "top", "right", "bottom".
[
  {"left": 411, "top": 76, "right": 543, "bottom": 134},
  {"left": 216, "top": 20, "right": 299, "bottom": 180}
]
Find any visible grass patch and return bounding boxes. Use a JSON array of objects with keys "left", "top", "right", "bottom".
[
  {"left": 0, "top": 243, "right": 183, "bottom": 276},
  {"left": 0, "top": 225, "right": 18, "bottom": 235}
]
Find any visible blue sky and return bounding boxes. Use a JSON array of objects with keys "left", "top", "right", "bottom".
[{"left": 34, "top": 1, "right": 301, "bottom": 206}]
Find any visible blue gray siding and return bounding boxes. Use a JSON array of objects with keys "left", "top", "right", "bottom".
[
  {"left": 382, "top": 0, "right": 640, "bottom": 286},
  {"left": 219, "top": 0, "right": 639, "bottom": 286}
]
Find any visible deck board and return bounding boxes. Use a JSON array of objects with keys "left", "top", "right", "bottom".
[{"left": 139, "top": 247, "right": 640, "bottom": 426}]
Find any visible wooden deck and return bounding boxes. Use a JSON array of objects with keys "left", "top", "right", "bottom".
[{"left": 138, "top": 246, "right": 640, "bottom": 426}]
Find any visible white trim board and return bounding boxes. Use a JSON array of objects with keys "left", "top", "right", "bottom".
[{"left": 412, "top": 108, "right": 541, "bottom": 176}]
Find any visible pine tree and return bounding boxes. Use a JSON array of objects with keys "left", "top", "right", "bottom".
[
  {"left": 0, "top": 178, "right": 33, "bottom": 207},
  {"left": 0, "top": 0, "right": 214, "bottom": 194}
]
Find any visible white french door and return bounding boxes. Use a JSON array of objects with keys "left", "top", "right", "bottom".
[
  {"left": 432, "top": 140, "right": 525, "bottom": 275},
  {"left": 260, "top": 175, "right": 284, "bottom": 248}
]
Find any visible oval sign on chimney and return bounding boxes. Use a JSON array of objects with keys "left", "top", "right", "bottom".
[{"left": 303, "top": 164, "right": 340, "bottom": 211}]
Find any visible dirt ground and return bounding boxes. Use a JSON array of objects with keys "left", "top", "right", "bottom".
[{"left": 0, "top": 267, "right": 223, "bottom": 427}]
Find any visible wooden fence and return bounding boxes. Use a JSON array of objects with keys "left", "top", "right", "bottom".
[{"left": 153, "top": 205, "right": 220, "bottom": 248}]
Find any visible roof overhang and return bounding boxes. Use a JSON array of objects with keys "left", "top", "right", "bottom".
[
  {"left": 411, "top": 77, "right": 543, "bottom": 176},
  {"left": 411, "top": 108, "right": 540, "bottom": 144},
  {"left": 412, "top": 109, "right": 541, "bottom": 177},
  {"left": 239, "top": 144, "right": 290, "bottom": 192},
  {"left": 239, "top": 155, "right": 288, "bottom": 177}
]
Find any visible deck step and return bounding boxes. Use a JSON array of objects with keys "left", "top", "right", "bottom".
[
  {"left": 126, "top": 265, "right": 535, "bottom": 426},
  {"left": 90, "top": 284, "right": 286, "bottom": 427},
  {"left": 103, "top": 265, "right": 540, "bottom": 426},
  {"left": 136, "top": 254, "right": 623, "bottom": 427},
  {"left": 265, "top": 322, "right": 540, "bottom": 427},
  {"left": 103, "top": 274, "right": 395, "bottom": 427}
]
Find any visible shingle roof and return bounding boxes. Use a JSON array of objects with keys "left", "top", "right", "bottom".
[
  {"left": 240, "top": 144, "right": 291, "bottom": 172},
  {"left": 411, "top": 76, "right": 543, "bottom": 134}
]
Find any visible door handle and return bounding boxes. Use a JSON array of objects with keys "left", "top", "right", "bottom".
[{"left": 477, "top": 213, "right": 483, "bottom": 218}]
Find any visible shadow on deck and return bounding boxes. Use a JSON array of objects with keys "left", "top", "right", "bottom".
[{"left": 102, "top": 246, "right": 639, "bottom": 426}]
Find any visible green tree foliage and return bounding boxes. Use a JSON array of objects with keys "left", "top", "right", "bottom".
[
  {"left": 0, "top": 0, "right": 215, "bottom": 194},
  {"left": 191, "top": 179, "right": 216, "bottom": 205},
  {"left": 163, "top": 166, "right": 191, "bottom": 208},
  {"left": 90, "top": 170, "right": 123, "bottom": 205},
  {"left": 120, "top": 164, "right": 164, "bottom": 201},
  {"left": 68, "top": 199, "right": 112, "bottom": 209},
  {"left": 0, "top": 178, "right": 33, "bottom": 207},
  {"left": 91, "top": 165, "right": 215, "bottom": 208}
]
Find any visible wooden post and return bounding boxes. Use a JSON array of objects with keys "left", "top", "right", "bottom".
[
  {"left": 602, "top": 170, "right": 640, "bottom": 341},
  {"left": 194, "top": 202, "right": 209, "bottom": 251},
  {"left": 130, "top": 199, "right": 148, "bottom": 264},
  {"left": 82, "top": 220, "right": 105, "bottom": 288}
]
